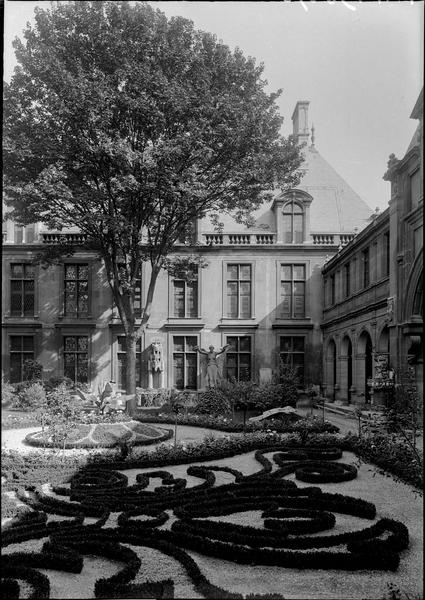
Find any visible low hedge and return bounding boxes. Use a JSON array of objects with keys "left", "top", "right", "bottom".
[
  {"left": 0, "top": 565, "right": 50, "bottom": 599},
  {"left": 134, "top": 412, "right": 339, "bottom": 435},
  {"left": 23, "top": 422, "right": 173, "bottom": 449}
]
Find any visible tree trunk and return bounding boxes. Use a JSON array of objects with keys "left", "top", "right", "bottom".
[{"left": 125, "top": 333, "right": 138, "bottom": 416}]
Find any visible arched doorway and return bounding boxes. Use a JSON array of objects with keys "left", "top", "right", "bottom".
[{"left": 341, "top": 336, "right": 353, "bottom": 404}]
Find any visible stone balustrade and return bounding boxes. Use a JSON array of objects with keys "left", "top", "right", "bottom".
[{"left": 41, "top": 232, "right": 87, "bottom": 244}]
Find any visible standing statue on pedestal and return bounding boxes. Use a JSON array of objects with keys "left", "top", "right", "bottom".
[
  {"left": 148, "top": 341, "right": 165, "bottom": 389},
  {"left": 194, "top": 344, "right": 231, "bottom": 388}
]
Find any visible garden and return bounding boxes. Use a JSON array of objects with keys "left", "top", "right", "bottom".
[{"left": 1, "top": 366, "right": 423, "bottom": 599}]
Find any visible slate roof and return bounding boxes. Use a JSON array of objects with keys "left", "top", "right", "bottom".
[{"left": 200, "top": 143, "right": 373, "bottom": 235}]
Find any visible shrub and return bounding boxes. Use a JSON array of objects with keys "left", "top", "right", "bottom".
[
  {"left": 194, "top": 388, "right": 231, "bottom": 416},
  {"left": 137, "top": 388, "right": 173, "bottom": 407},
  {"left": 22, "top": 359, "right": 43, "bottom": 381},
  {"left": 43, "top": 376, "right": 74, "bottom": 392},
  {"left": 12, "top": 381, "right": 46, "bottom": 412},
  {"left": 2, "top": 377, "right": 16, "bottom": 408}
]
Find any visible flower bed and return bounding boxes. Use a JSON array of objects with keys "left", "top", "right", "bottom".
[{"left": 23, "top": 421, "right": 173, "bottom": 449}]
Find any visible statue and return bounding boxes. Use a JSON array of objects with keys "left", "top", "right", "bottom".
[
  {"left": 194, "top": 344, "right": 231, "bottom": 388},
  {"left": 148, "top": 341, "right": 165, "bottom": 389}
]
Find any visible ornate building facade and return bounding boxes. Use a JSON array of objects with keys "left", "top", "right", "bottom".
[
  {"left": 5, "top": 98, "right": 414, "bottom": 400},
  {"left": 321, "top": 89, "right": 423, "bottom": 407}
]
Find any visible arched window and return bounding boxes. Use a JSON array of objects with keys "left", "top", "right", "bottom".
[{"left": 283, "top": 202, "right": 304, "bottom": 243}]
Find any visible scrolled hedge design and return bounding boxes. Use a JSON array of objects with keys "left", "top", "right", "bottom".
[{"left": 2, "top": 444, "right": 410, "bottom": 597}]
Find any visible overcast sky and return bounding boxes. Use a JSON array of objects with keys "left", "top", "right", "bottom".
[{"left": 4, "top": 1, "right": 423, "bottom": 211}]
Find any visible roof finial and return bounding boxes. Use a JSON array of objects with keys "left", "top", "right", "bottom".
[{"left": 311, "top": 123, "right": 315, "bottom": 147}]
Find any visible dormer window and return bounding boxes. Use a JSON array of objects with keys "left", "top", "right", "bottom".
[{"left": 283, "top": 201, "right": 304, "bottom": 243}]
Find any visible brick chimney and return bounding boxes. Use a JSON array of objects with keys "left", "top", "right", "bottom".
[{"left": 292, "top": 100, "right": 310, "bottom": 145}]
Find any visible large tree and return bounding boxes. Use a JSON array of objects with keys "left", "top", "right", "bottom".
[{"left": 4, "top": 1, "right": 303, "bottom": 412}]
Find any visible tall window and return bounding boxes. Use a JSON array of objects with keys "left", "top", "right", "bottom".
[
  {"left": 280, "top": 264, "right": 305, "bottom": 318},
  {"left": 10, "top": 264, "right": 35, "bottom": 317},
  {"left": 362, "top": 248, "right": 370, "bottom": 288},
  {"left": 9, "top": 336, "right": 34, "bottom": 383},
  {"left": 383, "top": 233, "right": 390, "bottom": 277},
  {"left": 344, "top": 263, "right": 351, "bottom": 298},
  {"left": 225, "top": 336, "right": 251, "bottom": 381},
  {"left": 117, "top": 336, "right": 142, "bottom": 388},
  {"left": 226, "top": 264, "right": 251, "bottom": 318},
  {"left": 283, "top": 202, "right": 304, "bottom": 243},
  {"left": 173, "top": 336, "right": 197, "bottom": 389},
  {"left": 330, "top": 274, "right": 336, "bottom": 305},
  {"left": 280, "top": 336, "right": 305, "bottom": 386},
  {"left": 173, "top": 279, "right": 198, "bottom": 318},
  {"left": 64, "top": 265, "right": 89, "bottom": 317},
  {"left": 63, "top": 336, "right": 89, "bottom": 384}
]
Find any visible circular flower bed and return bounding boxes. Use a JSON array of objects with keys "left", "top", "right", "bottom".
[{"left": 24, "top": 420, "right": 173, "bottom": 449}]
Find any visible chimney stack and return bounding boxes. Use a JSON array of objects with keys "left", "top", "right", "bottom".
[{"left": 292, "top": 101, "right": 310, "bottom": 145}]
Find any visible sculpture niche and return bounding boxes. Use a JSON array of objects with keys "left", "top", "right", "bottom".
[
  {"left": 148, "top": 341, "right": 165, "bottom": 389},
  {"left": 194, "top": 344, "right": 231, "bottom": 388}
]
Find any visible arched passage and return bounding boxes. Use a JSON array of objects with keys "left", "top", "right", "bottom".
[
  {"left": 357, "top": 331, "right": 373, "bottom": 404},
  {"left": 325, "top": 339, "right": 337, "bottom": 401},
  {"left": 340, "top": 336, "right": 353, "bottom": 404}
]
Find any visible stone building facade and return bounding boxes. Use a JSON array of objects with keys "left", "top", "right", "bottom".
[
  {"left": 321, "top": 89, "right": 423, "bottom": 407},
  {"left": 2, "top": 101, "right": 376, "bottom": 395}
]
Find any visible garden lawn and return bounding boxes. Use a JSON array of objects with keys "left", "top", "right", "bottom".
[{"left": 1, "top": 430, "right": 422, "bottom": 599}]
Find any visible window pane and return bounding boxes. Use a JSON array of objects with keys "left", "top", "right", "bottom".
[
  {"left": 24, "top": 264, "right": 35, "bottom": 278},
  {"left": 226, "top": 337, "right": 238, "bottom": 351},
  {"left": 239, "top": 336, "right": 251, "bottom": 352},
  {"left": 11, "top": 264, "right": 23, "bottom": 277},
  {"left": 10, "top": 336, "right": 22, "bottom": 352},
  {"left": 239, "top": 265, "right": 251, "bottom": 280},
  {"left": 22, "top": 337, "right": 34, "bottom": 352},
  {"left": 65, "top": 265, "right": 77, "bottom": 279},
  {"left": 77, "top": 337, "right": 88, "bottom": 351},
  {"left": 185, "top": 337, "right": 198, "bottom": 352},
  {"left": 226, "top": 354, "right": 237, "bottom": 368},
  {"left": 118, "top": 337, "right": 126, "bottom": 353},
  {"left": 10, "top": 354, "right": 23, "bottom": 383},
  {"left": 76, "top": 354, "right": 88, "bottom": 383},
  {"left": 11, "top": 281, "right": 23, "bottom": 315},
  {"left": 187, "top": 282, "right": 198, "bottom": 318},
  {"left": 173, "top": 354, "right": 184, "bottom": 389},
  {"left": 240, "top": 282, "right": 251, "bottom": 318},
  {"left": 294, "top": 215, "right": 303, "bottom": 242},
  {"left": 293, "top": 265, "right": 305, "bottom": 280},
  {"left": 281, "top": 265, "right": 292, "bottom": 280},
  {"left": 186, "top": 354, "right": 197, "bottom": 389},
  {"left": 227, "top": 282, "right": 238, "bottom": 318},
  {"left": 293, "top": 203, "right": 303, "bottom": 214},
  {"left": 280, "top": 337, "right": 292, "bottom": 352},
  {"left": 173, "top": 281, "right": 185, "bottom": 317},
  {"left": 14, "top": 226, "right": 23, "bottom": 244},
  {"left": 24, "top": 281, "right": 35, "bottom": 316},
  {"left": 294, "top": 296, "right": 305, "bottom": 317},
  {"left": 283, "top": 217, "right": 293, "bottom": 243},
  {"left": 173, "top": 337, "right": 184, "bottom": 352},
  {"left": 64, "top": 337, "right": 76, "bottom": 351},
  {"left": 78, "top": 265, "right": 88, "bottom": 279},
  {"left": 227, "top": 265, "right": 238, "bottom": 280},
  {"left": 293, "top": 338, "right": 305, "bottom": 352},
  {"left": 117, "top": 355, "right": 126, "bottom": 388}
]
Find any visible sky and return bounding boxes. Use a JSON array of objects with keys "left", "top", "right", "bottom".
[{"left": 3, "top": 0, "right": 423, "bottom": 211}]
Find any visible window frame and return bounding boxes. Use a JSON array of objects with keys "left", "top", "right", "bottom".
[
  {"left": 344, "top": 262, "right": 351, "bottom": 298},
  {"left": 63, "top": 263, "right": 91, "bottom": 319},
  {"left": 10, "top": 263, "right": 36, "bottom": 317},
  {"left": 171, "top": 335, "right": 199, "bottom": 390},
  {"left": 279, "top": 335, "right": 305, "bottom": 387},
  {"left": 282, "top": 201, "right": 305, "bottom": 244},
  {"left": 9, "top": 334, "right": 36, "bottom": 383},
  {"left": 62, "top": 334, "right": 90, "bottom": 385},
  {"left": 330, "top": 274, "right": 336, "bottom": 305},
  {"left": 278, "top": 263, "right": 306, "bottom": 319},
  {"left": 224, "top": 334, "right": 253, "bottom": 382},
  {"left": 222, "top": 262, "right": 255, "bottom": 320},
  {"left": 171, "top": 278, "right": 199, "bottom": 318}
]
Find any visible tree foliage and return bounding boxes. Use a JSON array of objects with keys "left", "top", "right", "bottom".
[{"left": 4, "top": 1, "right": 303, "bottom": 401}]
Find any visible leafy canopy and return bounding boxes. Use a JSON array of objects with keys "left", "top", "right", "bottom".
[{"left": 4, "top": 0, "right": 302, "bottom": 264}]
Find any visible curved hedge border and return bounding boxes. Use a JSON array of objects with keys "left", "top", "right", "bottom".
[{"left": 2, "top": 441, "right": 410, "bottom": 598}]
